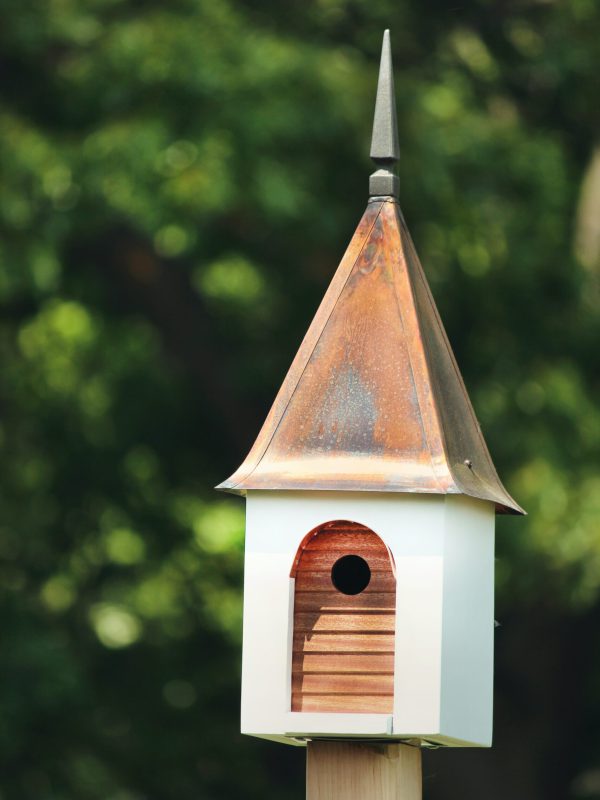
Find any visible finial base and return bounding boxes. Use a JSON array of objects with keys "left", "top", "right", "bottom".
[{"left": 369, "top": 168, "right": 399, "bottom": 198}]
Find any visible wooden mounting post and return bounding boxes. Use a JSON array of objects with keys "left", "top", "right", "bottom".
[{"left": 306, "top": 741, "right": 422, "bottom": 800}]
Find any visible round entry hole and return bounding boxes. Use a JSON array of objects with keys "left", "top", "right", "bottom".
[{"left": 331, "top": 555, "right": 371, "bottom": 595}]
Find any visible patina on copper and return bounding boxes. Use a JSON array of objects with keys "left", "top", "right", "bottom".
[
  {"left": 217, "top": 199, "right": 522, "bottom": 514},
  {"left": 217, "top": 31, "right": 523, "bottom": 515}
]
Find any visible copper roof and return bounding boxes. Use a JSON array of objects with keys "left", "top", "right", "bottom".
[{"left": 217, "top": 31, "right": 523, "bottom": 515}]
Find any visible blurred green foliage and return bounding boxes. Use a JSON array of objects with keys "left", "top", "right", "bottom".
[{"left": 0, "top": 0, "right": 599, "bottom": 798}]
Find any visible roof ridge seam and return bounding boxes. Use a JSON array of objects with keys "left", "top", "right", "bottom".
[
  {"left": 397, "top": 214, "right": 522, "bottom": 513},
  {"left": 401, "top": 216, "right": 497, "bottom": 468},
  {"left": 226, "top": 203, "right": 384, "bottom": 492},
  {"left": 389, "top": 207, "right": 449, "bottom": 493}
]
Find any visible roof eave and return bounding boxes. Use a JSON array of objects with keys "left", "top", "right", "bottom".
[{"left": 215, "top": 475, "right": 524, "bottom": 515}]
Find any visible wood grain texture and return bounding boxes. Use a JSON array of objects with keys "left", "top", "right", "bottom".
[
  {"left": 293, "top": 673, "right": 394, "bottom": 694},
  {"left": 293, "top": 632, "right": 395, "bottom": 653},
  {"left": 292, "top": 522, "right": 396, "bottom": 714},
  {"left": 294, "top": 592, "right": 396, "bottom": 611},
  {"left": 295, "top": 571, "right": 397, "bottom": 593},
  {"left": 296, "top": 550, "right": 394, "bottom": 570},
  {"left": 294, "top": 613, "right": 395, "bottom": 633},
  {"left": 303, "top": 530, "right": 391, "bottom": 550},
  {"left": 306, "top": 741, "right": 422, "bottom": 800},
  {"left": 292, "top": 653, "right": 395, "bottom": 673},
  {"left": 298, "top": 694, "right": 394, "bottom": 713}
]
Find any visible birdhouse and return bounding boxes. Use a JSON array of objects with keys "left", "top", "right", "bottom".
[{"left": 217, "top": 30, "right": 523, "bottom": 750}]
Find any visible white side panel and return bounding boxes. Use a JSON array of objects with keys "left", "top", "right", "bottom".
[
  {"left": 440, "top": 496, "right": 495, "bottom": 747},
  {"left": 240, "top": 553, "right": 294, "bottom": 736},
  {"left": 240, "top": 495, "right": 300, "bottom": 738},
  {"left": 391, "top": 550, "right": 444, "bottom": 736},
  {"left": 242, "top": 491, "right": 447, "bottom": 741},
  {"left": 374, "top": 501, "right": 445, "bottom": 736}
]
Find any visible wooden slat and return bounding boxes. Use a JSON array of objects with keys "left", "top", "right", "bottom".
[
  {"left": 293, "top": 653, "right": 394, "bottom": 674},
  {"left": 304, "top": 532, "right": 390, "bottom": 552},
  {"left": 316, "top": 521, "right": 370, "bottom": 531},
  {"left": 296, "top": 550, "right": 393, "bottom": 570},
  {"left": 294, "top": 591, "right": 395, "bottom": 612},
  {"left": 292, "top": 523, "right": 396, "bottom": 714},
  {"left": 294, "top": 694, "right": 393, "bottom": 714},
  {"left": 295, "top": 571, "right": 397, "bottom": 593},
  {"left": 295, "top": 612, "right": 395, "bottom": 633},
  {"left": 293, "top": 673, "right": 394, "bottom": 696},
  {"left": 294, "top": 632, "right": 395, "bottom": 653}
]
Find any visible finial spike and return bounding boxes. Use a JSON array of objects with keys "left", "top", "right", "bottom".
[{"left": 369, "top": 29, "right": 400, "bottom": 198}]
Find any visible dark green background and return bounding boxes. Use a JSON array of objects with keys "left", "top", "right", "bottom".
[{"left": 1, "top": 0, "right": 599, "bottom": 797}]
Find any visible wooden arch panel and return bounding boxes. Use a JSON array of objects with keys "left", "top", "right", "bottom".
[{"left": 291, "top": 520, "right": 396, "bottom": 714}]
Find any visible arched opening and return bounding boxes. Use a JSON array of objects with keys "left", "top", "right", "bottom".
[{"left": 291, "top": 520, "right": 396, "bottom": 714}]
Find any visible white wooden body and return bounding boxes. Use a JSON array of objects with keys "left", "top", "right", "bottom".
[{"left": 241, "top": 490, "right": 495, "bottom": 748}]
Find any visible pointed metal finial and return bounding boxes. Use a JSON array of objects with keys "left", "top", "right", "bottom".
[{"left": 369, "top": 30, "right": 399, "bottom": 198}]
